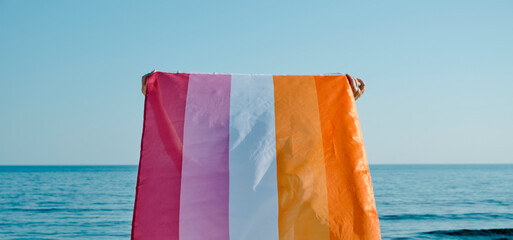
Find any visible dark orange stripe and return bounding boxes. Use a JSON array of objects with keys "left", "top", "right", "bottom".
[
  {"left": 314, "top": 75, "right": 381, "bottom": 239},
  {"left": 273, "top": 75, "right": 330, "bottom": 240}
]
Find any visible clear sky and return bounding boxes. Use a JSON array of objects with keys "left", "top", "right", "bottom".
[{"left": 1, "top": 0, "right": 512, "bottom": 165}]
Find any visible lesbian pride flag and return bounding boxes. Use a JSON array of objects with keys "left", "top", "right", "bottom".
[{"left": 131, "top": 72, "right": 380, "bottom": 240}]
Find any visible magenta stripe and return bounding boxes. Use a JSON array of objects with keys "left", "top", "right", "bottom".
[
  {"left": 132, "top": 72, "right": 189, "bottom": 240},
  {"left": 180, "top": 74, "right": 231, "bottom": 240}
]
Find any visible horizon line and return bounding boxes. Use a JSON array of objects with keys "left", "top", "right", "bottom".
[{"left": 1, "top": 163, "right": 512, "bottom": 167}]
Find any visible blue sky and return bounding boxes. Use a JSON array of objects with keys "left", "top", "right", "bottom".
[{"left": 1, "top": 0, "right": 512, "bottom": 165}]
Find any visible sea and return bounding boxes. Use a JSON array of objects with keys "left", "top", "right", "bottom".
[{"left": 0, "top": 164, "right": 512, "bottom": 240}]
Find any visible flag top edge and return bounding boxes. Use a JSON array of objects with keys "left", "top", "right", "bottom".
[{"left": 154, "top": 71, "right": 349, "bottom": 77}]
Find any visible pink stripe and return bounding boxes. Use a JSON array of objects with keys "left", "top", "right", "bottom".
[
  {"left": 180, "top": 74, "right": 231, "bottom": 240},
  {"left": 132, "top": 72, "right": 189, "bottom": 240}
]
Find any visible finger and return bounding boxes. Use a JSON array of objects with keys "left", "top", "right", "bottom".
[
  {"left": 142, "top": 70, "right": 156, "bottom": 79},
  {"left": 141, "top": 79, "right": 146, "bottom": 95},
  {"left": 142, "top": 70, "right": 156, "bottom": 96},
  {"left": 141, "top": 76, "right": 147, "bottom": 95},
  {"left": 355, "top": 88, "right": 361, "bottom": 100},
  {"left": 357, "top": 78, "right": 366, "bottom": 88},
  {"left": 346, "top": 74, "right": 358, "bottom": 93},
  {"left": 142, "top": 70, "right": 156, "bottom": 86},
  {"left": 357, "top": 78, "right": 366, "bottom": 95},
  {"left": 355, "top": 80, "right": 364, "bottom": 100},
  {"left": 349, "top": 75, "right": 358, "bottom": 91},
  {"left": 142, "top": 72, "right": 151, "bottom": 80},
  {"left": 347, "top": 74, "right": 363, "bottom": 100},
  {"left": 142, "top": 75, "right": 147, "bottom": 87},
  {"left": 353, "top": 85, "right": 361, "bottom": 100}
]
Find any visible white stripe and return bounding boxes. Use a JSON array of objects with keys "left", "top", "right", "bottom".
[{"left": 229, "top": 74, "right": 279, "bottom": 240}]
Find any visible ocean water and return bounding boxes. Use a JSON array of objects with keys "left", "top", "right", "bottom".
[
  {"left": 0, "top": 165, "right": 512, "bottom": 239},
  {"left": 372, "top": 164, "right": 513, "bottom": 239}
]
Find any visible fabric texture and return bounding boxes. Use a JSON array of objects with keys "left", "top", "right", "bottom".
[{"left": 131, "top": 72, "right": 381, "bottom": 240}]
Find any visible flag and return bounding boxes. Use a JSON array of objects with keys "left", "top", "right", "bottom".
[{"left": 131, "top": 72, "right": 380, "bottom": 240}]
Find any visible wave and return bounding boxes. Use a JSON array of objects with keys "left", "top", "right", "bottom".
[
  {"left": 380, "top": 212, "right": 513, "bottom": 220},
  {"left": 424, "top": 228, "right": 513, "bottom": 236},
  {"left": 0, "top": 207, "right": 132, "bottom": 213},
  {"left": 482, "top": 199, "right": 510, "bottom": 206}
]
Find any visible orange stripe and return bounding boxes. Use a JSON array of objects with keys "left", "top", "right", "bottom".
[
  {"left": 314, "top": 75, "right": 381, "bottom": 239},
  {"left": 273, "top": 75, "right": 330, "bottom": 240}
]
